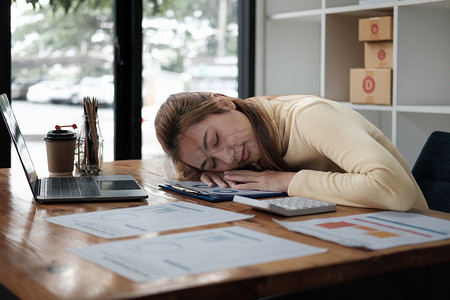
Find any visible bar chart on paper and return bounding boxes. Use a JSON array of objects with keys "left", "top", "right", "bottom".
[{"left": 276, "top": 211, "right": 450, "bottom": 250}]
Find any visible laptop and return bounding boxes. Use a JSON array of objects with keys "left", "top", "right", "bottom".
[{"left": 0, "top": 93, "right": 148, "bottom": 203}]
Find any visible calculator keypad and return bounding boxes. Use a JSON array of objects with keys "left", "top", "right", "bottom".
[
  {"left": 233, "top": 195, "right": 336, "bottom": 216},
  {"left": 266, "top": 196, "right": 334, "bottom": 210}
]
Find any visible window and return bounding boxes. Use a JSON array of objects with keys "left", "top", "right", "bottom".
[
  {"left": 141, "top": 0, "right": 239, "bottom": 158},
  {"left": 11, "top": 1, "right": 114, "bottom": 172},
  {"left": 9, "top": 0, "right": 240, "bottom": 170}
]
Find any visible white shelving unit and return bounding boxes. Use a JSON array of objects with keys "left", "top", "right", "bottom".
[{"left": 255, "top": 0, "right": 450, "bottom": 167}]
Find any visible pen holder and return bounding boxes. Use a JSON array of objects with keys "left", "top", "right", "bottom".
[{"left": 76, "top": 112, "right": 103, "bottom": 175}]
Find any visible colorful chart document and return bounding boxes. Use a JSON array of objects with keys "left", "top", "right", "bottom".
[
  {"left": 68, "top": 226, "right": 327, "bottom": 282},
  {"left": 276, "top": 211, "right": 450, "bottom": 250},
  {"left": 46, "top": 201, "right": 253, "bottom": 239}
]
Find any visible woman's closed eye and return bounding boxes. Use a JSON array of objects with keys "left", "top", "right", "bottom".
[{"left": 214, "top": 132, "right": 220, "bottom": 147}]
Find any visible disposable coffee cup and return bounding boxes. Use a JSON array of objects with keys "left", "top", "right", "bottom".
[{"left": 44, "top": 129, "right": 77, "bottom": 176}]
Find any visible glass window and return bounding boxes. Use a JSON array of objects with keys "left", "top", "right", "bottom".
[
  {"left": 11, "top": 1, "right": 114, "bottom": 174},
  {"left": 11, "top": 0, "right": 239, "bottom": 168},
  {"left": 141, "top": 0, "right": 238, "bottom": 158}
]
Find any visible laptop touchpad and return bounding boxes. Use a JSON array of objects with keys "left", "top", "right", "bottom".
[{"left": 97, "top": 180, "right": 141, "bottom": 191}]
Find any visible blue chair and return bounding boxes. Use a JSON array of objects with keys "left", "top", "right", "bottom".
[{"left": 412, "top": 131, "right": 450, "bottom": 213}]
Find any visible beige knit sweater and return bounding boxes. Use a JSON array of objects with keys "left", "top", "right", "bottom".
[{"left": 251, "top": 94, "right": 428, "bottom": 211}]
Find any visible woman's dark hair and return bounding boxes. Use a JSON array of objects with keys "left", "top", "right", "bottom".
[{"left": 154, "top": 92, "right": 289, "bottom": 179}]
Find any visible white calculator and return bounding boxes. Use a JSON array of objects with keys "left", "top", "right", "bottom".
[{"left": 233, "top": 195, "right": 336, "bottom": 217}]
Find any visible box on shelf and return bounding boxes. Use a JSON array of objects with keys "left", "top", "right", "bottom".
[
  {"left": 359, "top": 16, "right": 393, "bottom": 42},
  {"left": 350, "top": 68, "right": 392, "bottom": 105},
  {"left": 365, "top": 41, "right": 393, "bottom": 68}
]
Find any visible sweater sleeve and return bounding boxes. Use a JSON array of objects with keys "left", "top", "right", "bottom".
[{"left": 285, "top": 101, "right": 417, "bottom": 211}]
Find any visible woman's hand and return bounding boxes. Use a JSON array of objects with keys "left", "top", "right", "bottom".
[
  {"left": 200, "top": 171, "right": 232, "bottom": 188},
  {"left": 223, "top": 170, "right": 296, "bottom": 193}
]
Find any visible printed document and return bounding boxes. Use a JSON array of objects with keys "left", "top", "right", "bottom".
[
  {"left": 46, "top": 201, "right": 253, "bottom": 239},
  {"left": 276, "top": 211, "right": 450, "bottom": 250},
  {"left": 69, "top": 226, "right": 327, "bottom": 282}
]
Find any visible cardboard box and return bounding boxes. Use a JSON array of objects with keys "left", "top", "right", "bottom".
[
  {"left": 359, "top": 16, "right": 393, "bottom": 41},
  {"left": 364, "top": 41, "right": 393, "bottom": 68},
  {"left": 350, "top": 68, "right": 392, "bottom": 105}
]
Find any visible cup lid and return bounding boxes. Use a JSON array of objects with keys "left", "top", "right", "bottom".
[{"left": 44, "top": 129, "right": 76, "bottom": 141}]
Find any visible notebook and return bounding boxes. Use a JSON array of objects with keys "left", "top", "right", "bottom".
[
  {"left": 0, "top": 93, "right": 148, "bottom": 204},
  {"left": 159, "top": 180, "right": 286, "bottom": 202}
]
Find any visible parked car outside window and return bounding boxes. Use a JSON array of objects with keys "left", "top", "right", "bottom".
[
  {"left": 26, "top": 80, "right": 75, "bottom": 104},
  {"left": 71, "top": 75, "right": 114, "bottom": 106}
]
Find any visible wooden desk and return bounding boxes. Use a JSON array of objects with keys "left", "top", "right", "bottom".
[{"left": 1, "top": 159, "right": 449, "bottom": 300}]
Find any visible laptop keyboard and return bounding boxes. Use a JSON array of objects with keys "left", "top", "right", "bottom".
[{"left": 42, "top": 177, "right": 101, "bottom": 198}]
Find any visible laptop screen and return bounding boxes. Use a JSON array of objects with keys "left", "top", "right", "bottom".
[{"left": 0, "top": 94, "right": 39, "bottom": 192}]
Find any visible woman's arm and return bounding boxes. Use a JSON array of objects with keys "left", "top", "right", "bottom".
[
  {"left": 284, "top": 101, "right": 417, "bottom": 211},
  {"left": 223, "top": 170, "right": 296, "bottom": 192}
]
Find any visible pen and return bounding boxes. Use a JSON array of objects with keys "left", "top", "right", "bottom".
[
  {"left": 169, "top": 184, "right": 233, "bottom": 200},
  {"left": 172, "top": 184, "right": 205, "bottom": 195}
]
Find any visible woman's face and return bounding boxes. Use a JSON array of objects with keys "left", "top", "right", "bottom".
[{"left": 178, "top": 108, "right": 260, "bottom": 172}]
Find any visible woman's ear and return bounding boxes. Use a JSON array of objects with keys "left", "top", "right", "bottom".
[{"left": 211, "top": 93, "right": 236, "bottom": 110}]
